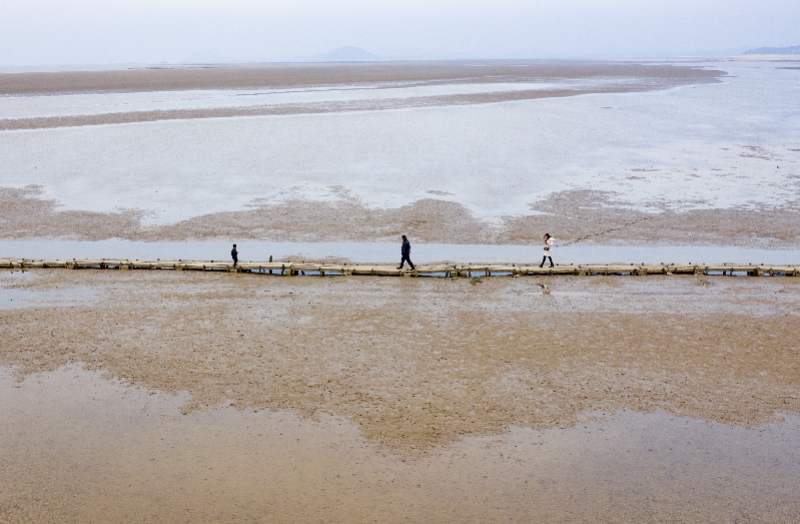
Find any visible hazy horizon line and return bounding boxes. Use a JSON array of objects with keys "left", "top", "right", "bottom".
[{"left": 0, "top": 50, "right": 765, "bottom": 74}]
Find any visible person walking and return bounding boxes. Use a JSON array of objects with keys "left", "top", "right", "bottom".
[
  {"left": 231, "top": 244, "right": 239, "bottom": 268},
  {"left": 539, "top": 233, "right": 554, "bottom": 268},
  {"left": 397, "top": 235, "right": 415, "bottom": 270}
]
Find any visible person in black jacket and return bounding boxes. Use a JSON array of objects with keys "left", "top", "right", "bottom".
[
  {"left": 397, "top": 235, "right": 415, "bottom": 270},
  {"left": 231, "top": 244, "right": 238, "bottom": 268}
]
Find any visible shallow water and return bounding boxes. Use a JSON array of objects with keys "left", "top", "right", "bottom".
[
  {"left": 0, "top": 271, "right": 94, "bottom": 309},
  {"left": 1, "top": 61, "right": 798, "bottom": 225},
  {"left": 0, "top": 80, "right": 623, "bottom": 120},
  {"left": 1, "top": 365, "right": 798, "bottom": 523},
  {"left": 1, "top": 239, "right": 797, "bottom": 265}
]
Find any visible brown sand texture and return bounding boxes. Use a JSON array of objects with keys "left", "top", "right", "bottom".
[
  {"left": 4, "top": 185, "right": 800, "bottom": 248},
  {"left": 0, "top": 61, "right": 721, "bottom": 96},
  {"left": 0, "top": 61, "right": 722, "bottom": 130},
  {"left": 1, "top": 270, "right": 800, "bottom": 522}
]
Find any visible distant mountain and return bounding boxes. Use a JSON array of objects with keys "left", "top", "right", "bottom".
[
  {"left": 744, "top": 45, "right": 800, "bottom": 55},
  {"left": 311, "top": 46, "right": 379, "bottom": 62},
  {"left": 180, "top": 50, "right": 235, "bottom": 64}
]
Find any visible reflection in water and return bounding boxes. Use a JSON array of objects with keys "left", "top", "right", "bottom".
[
  {"left": 0, "top": 271, "right": 94, "bottom": 309},
  {"left": 1, "top": 366, "right": 798, "bottom": 523}
]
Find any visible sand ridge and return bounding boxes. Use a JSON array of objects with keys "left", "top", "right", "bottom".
[
  {"left": 0, "top": 87, "right": 660, "bottom": 131},
  {"left": 0, "top": 61, "right": 723, "bottom": 129},
  {"left": 0, "top": 61, "right": 723, "bottom": 96}
]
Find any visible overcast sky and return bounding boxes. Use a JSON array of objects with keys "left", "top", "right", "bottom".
[{"left": 2, "top": 0, "right": 799, "bottom": 65}]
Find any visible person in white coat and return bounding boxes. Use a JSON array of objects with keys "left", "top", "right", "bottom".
[{"left": 539, "top": 233, "right": 554, "bottom": 268}]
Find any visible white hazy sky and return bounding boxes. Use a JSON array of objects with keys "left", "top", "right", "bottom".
[{"left": 2, "top": 0, "right": 799, "bottom": 65}]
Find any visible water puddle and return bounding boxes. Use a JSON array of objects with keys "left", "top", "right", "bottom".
[{"left": 0, "top": 272, "right": 94, "bottom": 309}]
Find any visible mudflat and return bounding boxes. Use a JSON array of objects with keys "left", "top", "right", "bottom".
[
  {"left": 6, "top": 61, "right": 795, "bottom": 249},
  {"left": 0, "top": 61, "right": 722, "bottom": 96},
  {"left": 1, "top": 270, "right": 799, "bottom": 521},
  {"left": 0, "top": 61, "right": 723, "bottom": 130},
  {"left": 4, "top": 186, "right": 800, "bottom": 248}
]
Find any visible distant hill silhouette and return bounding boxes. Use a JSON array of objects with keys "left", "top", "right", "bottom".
[
  {"left": 312, "top": 46, "right": 379, "bottom": 62},
  {"left": 744, "top": 45, "right": 800, "bottom": 55}
]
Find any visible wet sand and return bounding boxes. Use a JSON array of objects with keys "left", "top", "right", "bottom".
[
  {"left": 4, "top": 61, "right": 794, "bottom": 240},
  {"left": 1, "top": 270, "right": 799, "bottom": 521},
  {"left": 0, "top": 86, "right": 664, "bottom": 131},
  {"left": 0, "top": 61, "right": 721, "bottom": 96},
  {"left": 0, "top": 61, "right": 723, "bottom": 131},
  {"left": 2, "top": 366, "right": 799, "bottom": 523},
  {"left": 4, "top": 185, "right": 800, "bottom": 248}
]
